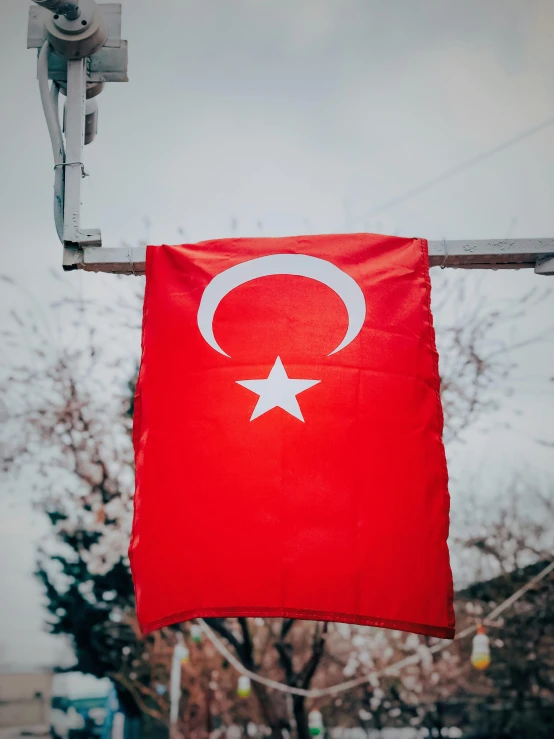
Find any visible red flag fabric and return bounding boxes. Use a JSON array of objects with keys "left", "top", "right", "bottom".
[{"left": 131, "top": 234, "right": 454, "bottom": 638}]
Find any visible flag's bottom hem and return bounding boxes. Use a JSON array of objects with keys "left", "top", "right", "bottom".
[{"left": 140, "top": 606, "right": 455, "bottom": 640}]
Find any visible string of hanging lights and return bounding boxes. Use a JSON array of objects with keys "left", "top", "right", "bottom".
[
  {"left": 167, "top": 561, "right": 553, "bottom": 726},
  {"left": 192, "top": 559, "right": 554, "bottom": 699}
]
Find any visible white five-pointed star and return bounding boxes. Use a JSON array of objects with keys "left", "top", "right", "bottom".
[{"left": 236, "top": 357, "right": 320, "bottom": 422}]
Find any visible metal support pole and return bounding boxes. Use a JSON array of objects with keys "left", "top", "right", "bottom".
[
  {"left": 63, "top": 58, "right": 86, "bottom": 244},
  {"left": 170, "top": 636, "right": 189, "bottom": 728}
]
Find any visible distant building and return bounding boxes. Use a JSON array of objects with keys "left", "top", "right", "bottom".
[{"left": 0, "top": 668, "right": 53, "bottom": 728}]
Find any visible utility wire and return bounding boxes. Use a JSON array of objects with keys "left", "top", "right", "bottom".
[
  {"left": 367, "top": 116, "right": 554, "bottom": 219},
  {"left": 197, "top": 559, "right": 554, "bottom": 698}
]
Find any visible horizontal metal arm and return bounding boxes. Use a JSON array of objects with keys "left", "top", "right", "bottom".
[{"left": 62, "top": 238, "right": 554, "bottom": 275}]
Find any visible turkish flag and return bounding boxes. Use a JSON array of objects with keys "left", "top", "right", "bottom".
[{"left": 131, "top": 234, "right": 454, "bottom": 638}]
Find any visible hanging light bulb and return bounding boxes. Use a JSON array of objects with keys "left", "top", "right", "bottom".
[
  {"left": 308, "top": 709, "right": 324, "bottom": 736},
  {"left": 237, "top": 675, "right": 251, "bottom": 698},
  {"left": 174, "top": 642, "right": 189, "bottom": 665},
  {"left": 190, "top": 624, "right": 202, "bottom": 643},
  {"left": 471, "top": 625, "right": 491, "bottom": 670}
]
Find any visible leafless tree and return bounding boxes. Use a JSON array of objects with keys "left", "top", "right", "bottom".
[{"left": 1, "top": 268, "right": 551, "bottom": 738}]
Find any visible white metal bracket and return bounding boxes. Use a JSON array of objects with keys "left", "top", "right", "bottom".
[{"left": 534, "top": 256, "right": 554, "bottom": 276}]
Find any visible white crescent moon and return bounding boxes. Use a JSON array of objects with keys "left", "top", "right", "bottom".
[{"left": 197, "top": 253, "right": 366, "bottom": 358}]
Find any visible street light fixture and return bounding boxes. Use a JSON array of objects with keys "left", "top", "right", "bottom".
[
  {"left": 27, "top": 1, "right": 128, "bottom": 252},
  {"left": 32, "top": 0, "right": 81, "bottom": 21},
  {"left": 31, "top": 0, "right": 108, "bottom": 59}
]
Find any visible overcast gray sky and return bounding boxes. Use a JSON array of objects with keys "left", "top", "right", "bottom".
[{"left": 1, "top": 0, "right": 554, "bottom": 667}]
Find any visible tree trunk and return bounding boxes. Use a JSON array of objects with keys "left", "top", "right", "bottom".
[
  {"left": 292, "top": 696, "right": 310, "bottom": 739},
  {"left": 251, "top": 679, "right": 285, "bottom": 739}
]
